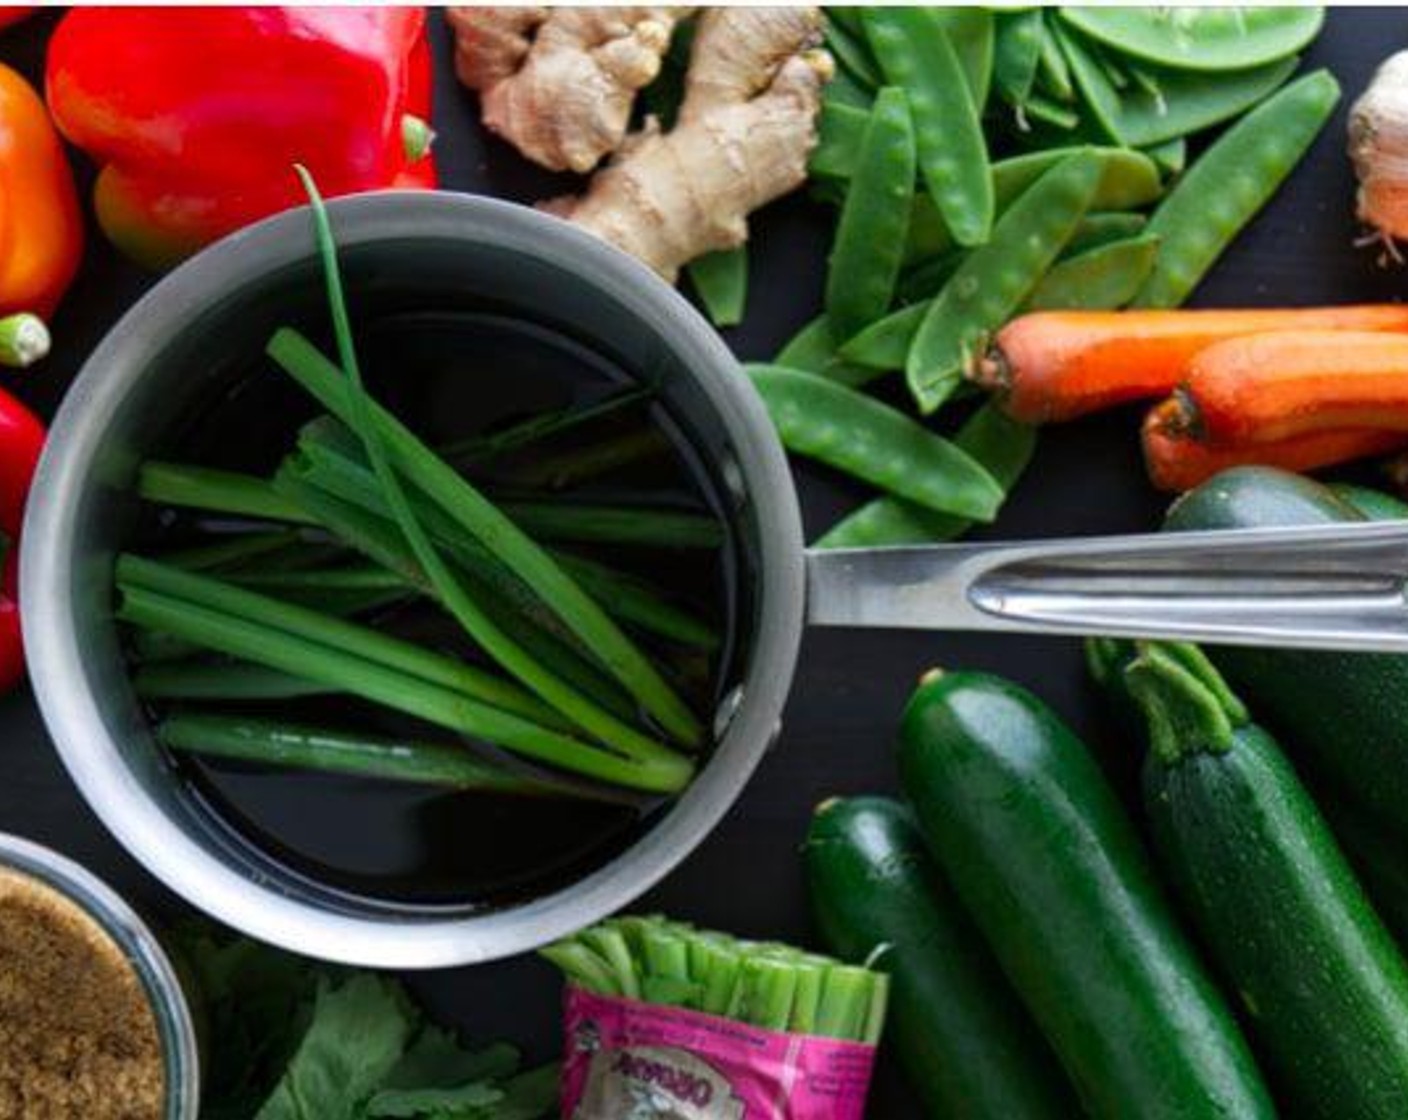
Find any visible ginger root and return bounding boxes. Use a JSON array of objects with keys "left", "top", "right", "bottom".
[
  {"left": 450, "top": 7, "right": 831, "bottom": 282},
  {"left": 447, "top": 7, "right": 692, "bottom": 174}
]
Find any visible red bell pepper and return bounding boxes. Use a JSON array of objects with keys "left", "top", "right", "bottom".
[
  {"left": 46, "top": 7, "right": 437, "bottom": 269},
  {"left": 0, "top": 388, "right": 43, "bottom": 692}
]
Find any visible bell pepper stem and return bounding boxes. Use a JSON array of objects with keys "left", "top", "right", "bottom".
[
  {"left": 401, "top": 114, "right": 435, "bottom": 163},
  {"left": 0, "top": 313, "right": 50, "bottom": 369}
]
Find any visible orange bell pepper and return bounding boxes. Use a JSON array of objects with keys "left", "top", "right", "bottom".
[{"left": 0, "top": 63, "right": 82, "bottom": 367}]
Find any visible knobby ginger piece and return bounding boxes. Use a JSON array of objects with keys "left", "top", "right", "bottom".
[
  {"left": 553, "top": 8, "right": 832, "bottom": 282},
  {"left": 447, "top": 7, "right": 692, "bottom": 173}
]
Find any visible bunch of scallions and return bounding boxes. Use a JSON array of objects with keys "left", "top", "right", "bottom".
[{"left": 114, "top": 169, "right": 721, "bottom": 799}]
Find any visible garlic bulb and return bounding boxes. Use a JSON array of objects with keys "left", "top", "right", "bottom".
[{"left": 1350, "top": 50, "right": 1408, "bottom": 244}]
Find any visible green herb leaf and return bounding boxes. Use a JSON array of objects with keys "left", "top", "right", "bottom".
[{"left": 256, "top": 974, "right": 417, "bottom": 1120}]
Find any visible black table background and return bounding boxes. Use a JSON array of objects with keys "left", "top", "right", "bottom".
[{"left": 3, "top": 9, "right": 1405, "bottom": 1115}]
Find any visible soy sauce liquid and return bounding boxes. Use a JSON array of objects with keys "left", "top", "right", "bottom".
[{"left": 128, "top": 311, "right": 743, "bottom": 910}]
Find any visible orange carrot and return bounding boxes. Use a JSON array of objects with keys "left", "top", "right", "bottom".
[
  {"left": 1142, "top": 398, "right": 1407, "bottom": 492},
  {"left": 974, "top": 306, "right": 1408, "bottom": 425},
  {"left": 1164, "top": 330, "right": 1408, "bottom": 446}
]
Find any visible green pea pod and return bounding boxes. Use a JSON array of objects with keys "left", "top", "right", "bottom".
[
  {"left": 906, "top": 145, "right": 1159, "bottom": 261},
  {"left": 687, "top": 246, "right": 747, "bottom": 328},
  {"left": 825, "top": 6, "right": 866, "bottom": 41},
  {"left": 1060, "top": 7, "right": 1325, "bottom": 73},
  {"left": 824, "top": 87, "right": 915, "bottom": 340},
  {"left": 1143, "top": 137, "right": 1187, "bottom": 178},
  {"left": 994, "top": 10, "right": 1043, "bottom": 107},
  {"left": 1133, "top": 70, "right": 1339, "bottom": 308},
  {"left": 896, "top": 250, "right": 965, "bottom": 306},
  {"left": 1058, "top": 22, "right": 1300, "bottom": 148},
  {"left": 907, "top": 148, "right": 1104, "bottom": 413},
  {"left": 824, "top": 15, "right": 882, "bottom": 90},
  {"left": 840, "top": 216, "right": 1145, "bottom": 368},
  {"left": 816, "top": 403, "right": 1035, "bottom": 548},
  {"left": 745, "top": 364, "right": 1004, "bottom": 521},
  {"left": 850, "top": 211, "right": 1147, "bottom": 366},
  {"left": 935, "top": 7, "right": 996, "bottom": 112},
  {"left": 810, "top": 100, "right": 868, "bottom": 180},
  {"left": 825, "top": 70, "right": 873, "bottom": 111},
  {"left": 774, "top": 317, "right": 886, "bottom": 390},
  {"left": 839, "top": 302, "right": 927, "bottom": 372},
  {"left": 865, "top": 8, "right": 993, "bottom": 248},
  {"left": 1064, "top": 211, "right": 1148, "bottom": 255},
  {"left": 1036, "top": 15, "right": 1075, "bottom": 102},
  {"left": 1022, "top": 93, "right": 1083, "bottom": 133},
  {"left": 1025, "top": 235, "right": 1161, "bottom": 312}
]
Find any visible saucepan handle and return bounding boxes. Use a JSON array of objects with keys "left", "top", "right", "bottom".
[{"left": 804, "top": 521, "right": 1408, "bottom": 652}]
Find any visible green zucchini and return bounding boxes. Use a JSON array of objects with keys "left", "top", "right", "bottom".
[
  {"left": 1165, "top": 467, "right": 1408, "bottom": 838},
  {"left": 1321, "top": 793, "right": 1408, "bottom": 951},
  {"left": 1122, "top": 642, "right": 1408, "bottom": 1119},
  {"left": 899, "top": 670, "right": 1273, "bottom": 1119},
  {"left": 805, "top": 796, "right": 1076, "bottom": 1118},
  {"left": 1330, "top": 481, "right": 1408, "bottom": 521}
]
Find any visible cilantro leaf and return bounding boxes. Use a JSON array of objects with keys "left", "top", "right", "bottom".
[{"left": 256, "top": 974, "right": 418, "bottom": 1120}]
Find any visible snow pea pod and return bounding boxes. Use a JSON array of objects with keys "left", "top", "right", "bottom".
[
  {"left": 816, "top": 404, "right": 1035, "bottom": 548},
  {"left": 897, "top": 250, "right": 964, "bottom": 306},
  {"left": 935, "top": 7, "right": 996, "bottom": 112},
  {"left": 995, "top": 10, "right": 1043, "bottom": 107},
  {"left": 687, "top": 246, "right": 747, "bottom": 327},
  {"left": 745, "top": 365, "right": 1004, "bottom": 521},
  {"left": 1060, "top": 7, "right": 1325, "bottom": 73},
  {"left": 838, "top": 302, "right": 927, "bottom": 372},
  {"left": 1058, "top": 23, "right": 1300, "bottom": 148},
  {"left": 826, "top": 70, "right": 873, "bottom": 111},
  {"left": 1064, "top": 211, "right": 1148, "bottom": 255},
  {"left": 825, "top": 7, "right": 866, "bottom": 41},
  {"left": 824, "top": 15, "right": 882, "bottom": 90},
  {"left": 1025, "top": 235, "right": 1161, "bottom": 311},
  {"left": 825, "top": 87, "right": 915, "bottom": 340},
  {"left": 1144, "top": 137, "right": 1187, "bottom": 178},
  {"left": 903, "top": 146, "right": 1160, "bottom": 261},
  {"left": 1024, "top": 94, "right": 1081, "bottom": 133},
  {"left": 810, "top": 100, "right": 867, "bottom": 180},
  {"left": 865, "top": 8, "right": 992, "bottom": 248},
  {"left": 775, "top": 316, "right": 886, "bottom": 390},
  {"left": 1133, "top": 70, "right": 1339, "bottom": 309},
  {"left": 907, "top": 149, "right": 1104, "bottom": 413},
  {"left": 1036, "top": 17, "right": 1075, "bottom": 103},
  {"left": 855, "top": 215, "right": 1149, "bottom": 372}
]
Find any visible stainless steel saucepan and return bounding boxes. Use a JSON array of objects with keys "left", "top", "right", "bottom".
[{"left": 23, "top": 192, "right": 1408, "bottom": 968}]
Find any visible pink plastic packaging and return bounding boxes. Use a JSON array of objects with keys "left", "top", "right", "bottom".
[{"left": 561, "top": 986, "right": 877, "bottom": 1119}]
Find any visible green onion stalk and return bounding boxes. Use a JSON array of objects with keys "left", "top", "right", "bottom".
[{"left": 541, "top": 916, "right": 889, "bottom": 1044}]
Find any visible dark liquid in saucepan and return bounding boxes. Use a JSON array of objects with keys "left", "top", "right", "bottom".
[{"left": 124, "top": 312, "right": 744, "bottom": 909}]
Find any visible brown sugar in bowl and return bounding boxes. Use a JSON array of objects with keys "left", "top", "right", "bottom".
[{"left": 0, "top": 834, "right": 198, "bottom": 1119}]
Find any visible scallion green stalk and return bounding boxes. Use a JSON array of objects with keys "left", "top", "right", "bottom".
[
  {"left": 139, "top": 462, "right": 311, "bottom": 524},
  {"left": 119, "top": 554, "right": 555, "bottom": 727},
  {"left": 116, "top": 583, "right": 692, "bottom": 793},
  {"left": 134, "top": 661, "right": 333, "bottom": 700},
  {"left": 266, "top": 325, "right": 703, "bottom": 748},
  {"left": 440, "top": 383, "right": 655, "bottom": 466},
  {"left": 157, "top": 712, "right": 603, "bottom": 799}
]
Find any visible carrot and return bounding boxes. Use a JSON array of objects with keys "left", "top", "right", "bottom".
[
  {"left": 1162, "top": 329, "right": 1408, "bottom": 446},
  {"left": 1142, "top": 398, "right": 1407, "bottom": 492},
  {"left": 974, "top": 306, "right": 1408, "bottom": 425}
]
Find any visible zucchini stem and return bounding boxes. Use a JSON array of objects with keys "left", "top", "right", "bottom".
[{"left": 1124, "top": 642, "right": 1248, "bottom": 764}]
